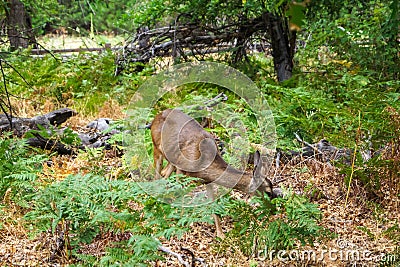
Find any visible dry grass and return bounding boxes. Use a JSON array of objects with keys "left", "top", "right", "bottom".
[{"left": 37, "top": 34, "right": 125, "bottom": 50}]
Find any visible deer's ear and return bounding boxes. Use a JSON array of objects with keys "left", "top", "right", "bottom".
[
  {"left": 253, "top": 150, "right": 263, "bottom": 177},
  {"left": 250, "top": 150, "right": 262, "bottom": 192},
  {"left": 253, "top": 150, "right": 261, "bottom": 168}
]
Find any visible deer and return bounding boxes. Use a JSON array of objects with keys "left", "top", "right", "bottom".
[{"left": 150, "top": 108, "right": 276, "bottom": 238}]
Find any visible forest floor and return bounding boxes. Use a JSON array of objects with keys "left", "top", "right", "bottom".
[{"left": 0, "top": 101, "right": 399, "bottom": 267}]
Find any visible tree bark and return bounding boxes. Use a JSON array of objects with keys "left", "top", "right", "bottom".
[
  {"left": 5, "top": 0, "right": 37, "bottom": 50},
  {"left": 268, "top": 13, "right": 294, "bottom": 82}
]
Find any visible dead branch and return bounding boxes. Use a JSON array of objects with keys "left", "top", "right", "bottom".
[
  {"left": 158, "top": 245, "right": 206, "bottom": 267},
  {"left": 26, "top": 132, "right": 79, "bottom": 155},
  {"left": 279, "top": 134, "right": 352, "bottom": 165}
]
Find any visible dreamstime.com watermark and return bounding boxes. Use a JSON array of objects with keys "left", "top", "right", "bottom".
[
  {"left": 259, "top": 248, "right": 397, "bottom": 263},
  {"left": 255, "top": 240, "right": 398, "bottom": 264}
]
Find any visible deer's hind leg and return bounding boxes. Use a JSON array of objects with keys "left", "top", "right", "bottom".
[
  {"left": 161, "top": 163, "right": 176, "bottom": 177},
  {"left": 153, "top": 146, "right": 164, "bottom": 179}
]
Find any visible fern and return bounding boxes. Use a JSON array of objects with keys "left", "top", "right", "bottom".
[
  {"left": 221, "top": 192, "right": 334, "bottom": 257},
  {"left": 25, "top": 173, "right": 217, "bottom": 264},
  {"left": 0, "top": 133, "right": 46, "bottom": 205}
]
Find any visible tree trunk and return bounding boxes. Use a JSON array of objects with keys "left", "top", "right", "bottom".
[
  {"left": 5, "top": 0, "right": 37, "bottom": 50},
  {"left": 268, "top": 13, "right": 294, "bottom": 82}
]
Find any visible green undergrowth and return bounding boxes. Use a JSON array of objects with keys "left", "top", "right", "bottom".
[
  {"left": 21, "top": 172, "right": 331, "bottom": 265},
  {"left": 0, "top": 133, "right": 47, "bottom": 209},
  {"left": 217, "top": 191, "right": 335, "bottom": 258},
  {"left": 260, "top": 75, "right": 399, "bottom": 150},
  {"left": 24, "top": 173, "right": 213, "bottom": 264},
  {"left": 3, "top": 51, "right": 152, "bottom": 115}
]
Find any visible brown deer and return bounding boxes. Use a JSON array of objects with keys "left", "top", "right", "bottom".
[{"left": 150, "top": 108, "right": 275, "bottom": 238}]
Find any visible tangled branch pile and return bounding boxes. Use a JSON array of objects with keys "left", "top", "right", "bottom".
[{"left": 115, "top": 14, "right": 274, "bottom": 74}]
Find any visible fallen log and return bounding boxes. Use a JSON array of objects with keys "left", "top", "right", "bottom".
[
  {"left": 0, "top": 109, "right": 121, "bottom": 155},
  {"left": 0, "top": 108, "right": 77, "bottom": 137}
]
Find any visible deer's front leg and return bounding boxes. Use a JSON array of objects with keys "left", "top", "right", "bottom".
[
  {"left": 154, "top": 147, "right": 164, "bottom": 179},
  {"left": 206, "top": 183, "right": 225, "bottom": 239}
]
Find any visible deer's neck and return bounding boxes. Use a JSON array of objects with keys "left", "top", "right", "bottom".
[{"left": 188, "top": 157, "right": 253, "bottom": 193}]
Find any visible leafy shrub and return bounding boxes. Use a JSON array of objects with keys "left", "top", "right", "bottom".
[{"left": 303, "top": 0, "right": 399, "bottom": 79}]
